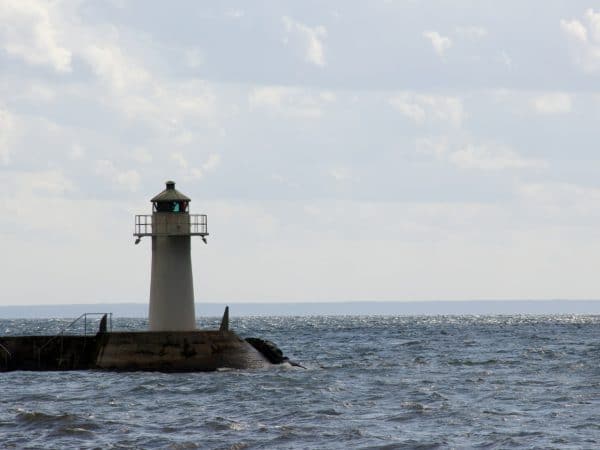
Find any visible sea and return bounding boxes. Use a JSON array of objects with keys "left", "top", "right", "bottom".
[{"left": 0, "top": 315, "right": 598, "bottom": 449}]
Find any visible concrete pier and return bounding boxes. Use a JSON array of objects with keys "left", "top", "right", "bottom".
[
  {"left": 96, "top": 330, "right": 269, "bottom": 371},
  {"left": 0, "top": 330, "right": 271, "bottom": 372}
]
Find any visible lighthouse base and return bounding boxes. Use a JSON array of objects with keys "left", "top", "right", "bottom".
[
  {"left": 0, "top": 330, "right": 274, "bottom": 372},
  {"left": 96, "top": 330, "right": 270, "bottom": 371}
]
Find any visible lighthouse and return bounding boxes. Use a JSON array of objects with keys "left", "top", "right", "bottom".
[
  {"left": 0, "top": 180, "right": 293, "bottom": 372},
  {"left": 134, "top": 181, "right": 208, "bottom": 331}
]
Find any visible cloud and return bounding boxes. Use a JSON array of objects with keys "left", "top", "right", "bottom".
[
  {"left": 3, "top": 1, "right": 600, "bottom": 303},
  {"left": 131, "top": 147, "right": 152, "bottom": 164},
  {"left": 225, "top": 9, "right": 244, "bottom": 19},
  {"left": 80, "top": 42, "right": 215, "bottom": 127},
  {"left": 422, "top": 30, "right": 452, "bottom": 56},
  {"left": 448, "top": 144, "right": 547, "bottom": 171},
  {"left": 0, "top": 170, "right": 75, "bottom": 237},
  {"left": 531, "top": 93, "right": 572, "bottom": 114},
  {"left": 77, "top": 36, "right": 217, "bottom": 126},
  {"left": 249, "top": 86, "right": 334, "bottom": 118},
  {"left": 415, "top": 137, "right": 448, "bottom": 159},
  {"left": 0, "top": 0, "right": 217, "bottom": 143},
  {"left": 561, "top": 9, "right": 600, "bottom": 72},
  {"left": 389, "top": 93, "right": 464, "bottom": 126},
  {"left": 416, "top": 138, "right": 546, "bottom": 171},
  {"left": 28, "top": 169, "right": 74, "bottom": 195},
  {"left": 249, "top": 86, "right": 284, "bottom": 109},
  {"left": 498, "top": 50, "right": 513, "bottom": 68},
  {"left": 202, "top": 153, "right": 220, "bottom": 172},
  {"left": 68, "top": 144, "right": 85, "bottom": 161},
  {"left": 77, "top": 41, "right": 217, "bottom": 150},
  {"left": 0, "top": 0, "right": 72, "bottom": 72},
  {"left": 184, "top": 48, "right": 204, "bottom": 69},
  {"left": 390, "top": 97, "right": 425, "bottom": 123},
  {"left": 0, "top": 108, "right": 17, "bottom": 165},
  {"left": 171, "top": 152, "right": 220, "bottom": 180},
  {"left": 83, "top": 44, "right": 150, "bottom": 93},
  {"left": 282, "top": 16, "right": 327, "bottom": 66},
  {"left": 0, "top": 170, "right": 75, "bottom": 234},
  {"left": 171, "top": 152, "right": 189, "bottom": 169},
  {"left": 330, "top": 167, "right": 353, "bottom": 181},
  {"left": 188, "top": 153, "right": 221, "bottom": 180},
  {"left": 455, "top": 26, "right": 488, "bottom": 39},
  {"left": 94, "top": 159, "right": 141, "bottom": 192},
  {"left": 561, "top": 18, "right": 588, "bottom": 42},
  {"left": 517, "top": 182, "right": 600, "bottom": 221}
]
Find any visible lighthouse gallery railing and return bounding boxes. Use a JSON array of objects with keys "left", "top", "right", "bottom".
[{"left": 134, "top": 214, "right": 208, "bottom": 236}]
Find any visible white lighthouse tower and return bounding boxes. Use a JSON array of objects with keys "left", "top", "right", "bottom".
[{"left": 134, "top": 181, "right": 208, "bottom": 331}]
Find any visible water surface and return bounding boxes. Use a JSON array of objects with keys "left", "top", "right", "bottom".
[{"left": 0, "top": 315, "right": 598, "bottom": 448}]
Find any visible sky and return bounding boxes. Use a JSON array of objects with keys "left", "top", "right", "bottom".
[{"left": 1, "top": 0, "right": 600, "bottom": 305}]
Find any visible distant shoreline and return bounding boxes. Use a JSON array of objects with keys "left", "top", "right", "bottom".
[{"left": 1, "top": 300, "right": 599, "bottom": 319}]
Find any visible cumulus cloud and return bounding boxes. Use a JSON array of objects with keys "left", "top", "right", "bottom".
[
  {"left": 561, "top": 18, "right": 588, "bottom": 42},
  {"left": 390, "top": 97, "right": 426, "bottom": 123},
  {"left": 416, "top": 138, "right": 546, "bottom": 171},
  {"left": 83, "top": 44, "right": 150, "bottom": 93},
  {"left": 189, "top": 153, "right": 221, "bottom": 180},
  {"left": 249, "top": 86, "right": 284, "bottom": 110},
  {"left": 330, "top": 167, "right": 354, "bottom": 181},
  {"left": 498, "top": 50, "right": 513, "bottom": 68},
  {"left": 449, "top": 144, "right": 547, "bottom": 171},
  {"left": 68, "top": 144, "right": 85, "bottom": 161},
  {"left": 28, "top": 169, "right": 74, "bottom": 195},
  {"left": 202, "top": 153, "right": 221, "bottom": 172},
  {"left": 225, "top": 9, "right": 244, "bottom": 19},
  {"left": 94, "top": 159, "right": 141, "bottom": 192},
  {"left": 422, "top": 30, "right": 452, "bottom": 56},
  {"left": 455, "top": 26, "right": 488, "bottom": 39},
  {"left": 389, "top": 93, "right": 464, "bottom": 126},
  {"left": 561, "top": 9, "right": 600, "bottom": 72},
  {"left": 0, "top": 0, "right": 72, "bottom": 72},
  {"left": 171, "top": 152, "right": 221, "bottom": 180},
  {"left": 171, "top": 152, "right": 188, "bottom": 170},
  {"left": 249, "top": 86, "right": 334, "bottom": 118},
  {"left": 531, "top": 93, "right": 572, "bottom": 114},
  {"left": 131, "top": 147, "right": 152, "bottom": 164},
  {"left": 282, "top": 16, "right": 327, "bottom": 66},
  {"left": 415, "top": 137, "right": 448, "bottom": 159},
  {"left": 0, "top": 0, "right": 217, "bottom": 140}
]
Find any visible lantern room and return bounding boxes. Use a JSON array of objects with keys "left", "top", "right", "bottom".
[{"left": 151, "top": 180, "right": 190, "bottom": 213}]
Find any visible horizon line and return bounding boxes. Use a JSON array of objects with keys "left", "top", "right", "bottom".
[{"left": 2, "top": 299, "right": 600, "bottom": 308}]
